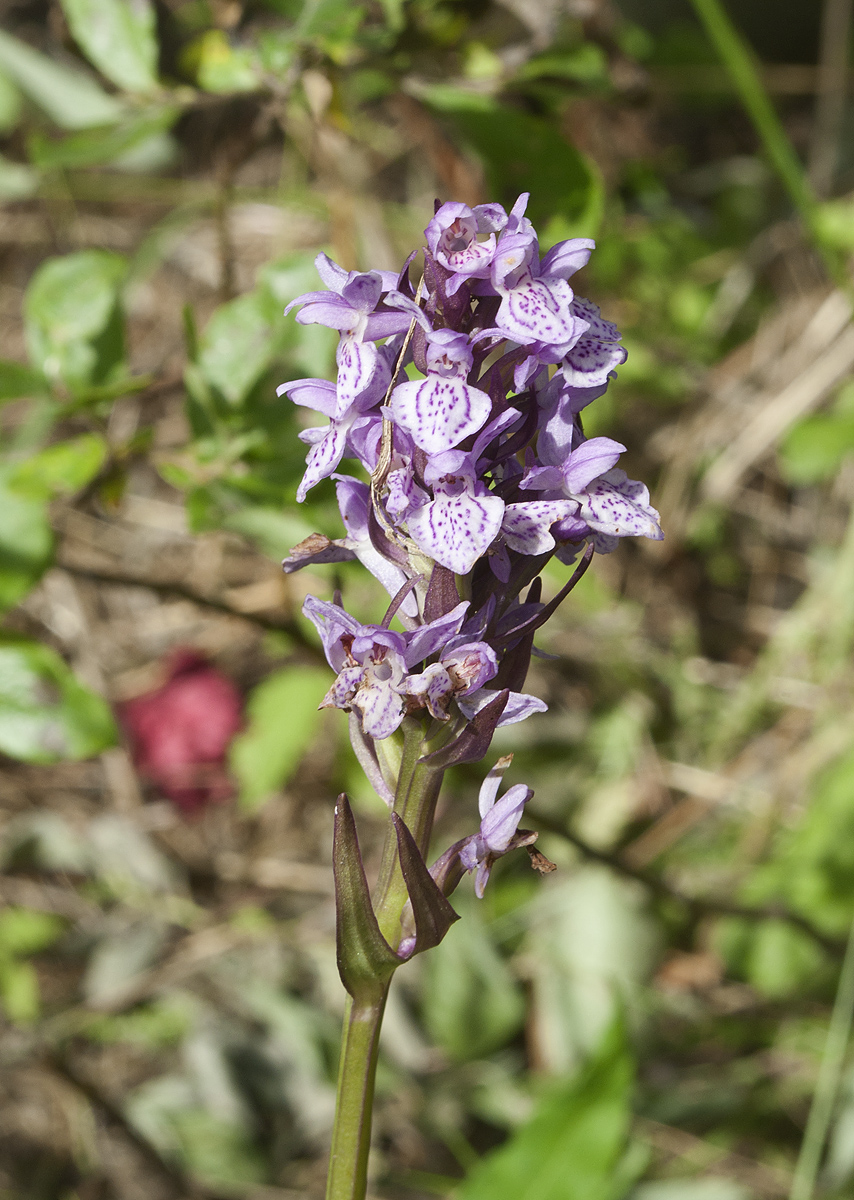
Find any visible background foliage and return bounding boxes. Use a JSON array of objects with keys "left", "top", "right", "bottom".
[{"left": 2, "top": 0, "right": 854, "bottom": 1197}]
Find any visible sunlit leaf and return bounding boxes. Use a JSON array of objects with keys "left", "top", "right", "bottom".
[
  {"left": 0, "top": 474, "right": 53, "bottom": 612},
  {"left": 0, "top": 152, "right": 36, "bottom": 200},
  {"left": 0, "top": 67, "right": 22, "bottom": 133},
  {"left": 61, "top": 0, "right": 159, "bottom": 93},
  {"left": 0, "top": 959, "right": 41, "bottom": 1023},
  {"left": 458, "top": 1021, "right": 634, "bottom": 1200},
  {"left": 186, "top": 30, "right": 259, "bottom": 94},
  {"left": 0, "top": 907, "right": 65, "bottom": 957},
  {"left": 0, "top": 29, "right": 124, "bottom": 129},
  {"left": 230, "top": 666, "right": 330, "bottom": 810},
  {"left": 0, "top": 639, "right": 117, "bottom": 763},
  {"left": 8, "top": 433, "right": 108, "bottom": 498},
  {"left": 24, "top": 250, "right": 127, "bottom": 386},
  {"left": 29, "top": 103, "right": 180, "bottom": 170},
  {"left": 0, "top": 359, "right": 49, "bottom": 402},
  {"left": 197, "top": 289, "right": 278, "bottom": 405}
]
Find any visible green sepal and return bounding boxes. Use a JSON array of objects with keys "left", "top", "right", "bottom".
[
  {"left": 392, "top": 813, "right": 459, "bottom": 955},
  {"left": 333, "top": 794, "right": 400, "bottom": 1003}
]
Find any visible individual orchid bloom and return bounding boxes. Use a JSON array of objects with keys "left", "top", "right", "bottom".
[
  {"left": 491, "top": 230, "right": 586, "bottom": 352},
  {"left": 285, "top": 252, "right": 409, "bottom": 343},
  {"left": 425, "top": 201, "right": 505, "bottom": 296},
  {"left": 406, "top": 448, "right": 505, "bottom": 575},
  {"left": 459, "top": 757, "right": 535, "bottom": 897},
  {"left": 303, "top": 596, "right": 471, "bottom": 739},
  {"left": 403, "top": 640, "right": 498, "bottom": 721},
  {"left": 518, "top": 437, "right": 663, "bottom": 546},
  {"left": 389, "top": 328, "right": 492, "bottom": 455}
]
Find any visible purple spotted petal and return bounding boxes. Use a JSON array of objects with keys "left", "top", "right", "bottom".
[
  {"left": 577, "top": 469, "right": 663, "bottom": 541},
  {"left": 322, "top": 665, "right": 365, "bottom": 709},
  {"left": 390, "top": 377, "right": 492, "bottom": 454},
  {"left": 336, "top": 339, "right": 388, "bottom": 415},
  {"left": 496, "top": 277, "right": 581, "bottom": 348},
  {"left": 352, "top": 679, "right": 406, "bottom": 740},
  {"left": 570, "top": 297, "right": 621, "bottom": 341},
  {"left": 404, "top": 663, "right": 454, "bottom": 720},
  {"left": 407, "top": 490, "right": 505, "bottom": 575},
  {"left": 297, "top": 423, "right": 348, "bottom": 501},
  {"left": 561, "top": 338, "right": 627, "bottom": 388},
  {"left": 302, "top": 595, "right": 361, "bottom": 670},
  {"left": 563, "top": 437, "right": 626, "bottom": 493},
  {"left": 501, "top": 500, "right": 579, "bottom": 554}
]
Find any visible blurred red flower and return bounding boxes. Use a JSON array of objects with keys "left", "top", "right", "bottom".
[{"left": 119, "top": 649, "right": 243, "bottom": 814}]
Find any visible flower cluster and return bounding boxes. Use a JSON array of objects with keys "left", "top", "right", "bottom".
[{"left": 280, "top": 195, "right": 661, "bottom": 897}]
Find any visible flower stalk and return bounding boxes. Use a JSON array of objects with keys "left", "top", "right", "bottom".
[{"left": 278, "top": 194, "right": 662, "bottom": 1199}]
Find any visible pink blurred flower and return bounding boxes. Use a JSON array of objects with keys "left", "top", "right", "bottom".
[{"left": 119, "top": 650, "right": 243, "bottom": 814}]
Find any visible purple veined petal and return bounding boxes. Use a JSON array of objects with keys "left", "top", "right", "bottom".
[
  {"left": 383, "top": 291, "right": 433, "bottom": 333},
  {"left": 444, "top": 235, "right": 495, "bottom": 276},
  {"left": 322, "top": 665, "right": 365, "bottom": 710},
  {"left": 458, "top": 687, "right": 548, "bottom": 726},
  {"left": 578, "top": 474, "right": 663, "bottom": 541},
  {"left": 480, "top": 783, "right": 532, "bottom": 852},
  {"left": 389, "top": 376, "right": 492, "bottom": 454},
  {"left": 278, "top": 377, "right": 337, "bottom": 416},
  {"left": 563, "top": 436, "right": 626, "bottom": 494},
  {"left": 513, "top": 355, "right": 542, "bottom": 391},
  {"left": 561, "top": 338, "right": 628, "bottom": 388},
  {"left": 341, "top": 272, "right": 383, "bottom": 314},
  {"left": 336, "top": 338, "right": 387, "bottom": 415},
  {"left": 294, "top": 297, "right": 361, "bottom": 331},
  {"left": 302, "top": 595, "right": 362, "bottom": 669},
  {"left": 501, "top": 500, "right": 579, "bottom": 554},
  {"left": 297, "top": 422, "right": 349, "bottom": 501},
  {"left": 570, "top": 296, "right": 621, "bottom": 341},
  {"left": 540, "top": 238, "right": 596, "bottom": 280},
  {"left": 491, "top": 230, "right": 537, "bottom": 290},
  {"left": 441, "top": 641, "right": 498, "bottom": 694},
  {"left": 407, "top": 489, "right": 505, "bottom": 575},
  {"left": 477, "top": 755, "right": 513, "bottom": 818},
  {"left": 472, "top": 407, "right": 523, "bottom": 461},
  {"left": 314, "top": 251, "right": 349, "bottom": 292},
  {"left": 404, "top": 601, "right": 469, "bottom": 668},
  {"left": 496, "top": 277, "right": 579, "bottom": 347},
  {"left": 351, "top": 677, "right": 406, "bottom": 740},
  {"left": 335, "top": 475, "right": 370, "bottom": 540}
]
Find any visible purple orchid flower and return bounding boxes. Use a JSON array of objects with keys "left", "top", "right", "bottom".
[
  {"left": 303, "top": 595, "right": 471, "bottom": 739},
  {"left": 459, "top": 756, "right": 535, "bottom": 897},
  {"left": 425, "top": 201, "right": 507, "bottom": 296},
  {"left": 403, "top": 640, "right": 498, "bottom": 721}
]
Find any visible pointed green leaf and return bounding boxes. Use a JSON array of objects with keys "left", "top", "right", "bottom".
[
  {"left": 0, "top": 473, "right": 52, "bottom": 613},
  {"left": 333, "top": 794, "right": 399, "bottom": 1001},
  {"left": 61, "top": 0, "right": 159, "bottom": 93},
  {"left": 0, "top": 29, "right": 124, "bottom": 129},
  {"left": 392, "top": 813, "right": 459, "bottom": 955}
]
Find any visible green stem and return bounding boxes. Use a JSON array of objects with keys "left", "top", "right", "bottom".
[
  {"left": 325, "top": 991, "right": 388, "bottom": 1200},
  {"left": 789, "top": 910, "right": 854, "bottom": 1200},
  {"left": 686, "top": 0, "right": 818, "bottom": 233},
  {"left": 326, "top": 715, "right": 455, "bottom": 1200}
]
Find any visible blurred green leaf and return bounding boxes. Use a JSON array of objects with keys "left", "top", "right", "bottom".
[
  {"left": 457, "top": 1021, "right": 634, "bottom": 1200},
  {"left": 514, "top": 44, "right": 608, "bottom": 84},
  {"left": 779, "top": 412, "right": 854, "bottom": 486},
  {"left": 0, "top": 959, "right": 41, "bottom": 1023},
  {"left": 0, "top": 152, "right": 37, "bottom": 200},
  {"left": 186, "top": 30, "right": 259, "bottom": 93},
  {"left": 29, "top": 103, "right": 180, "bottom": 170},
  {"left": 0, "top": 474, "right": 53, "bottom": 613},
  {"left": 24, "top": 250, "right": 127, "bottom": 387},
  {"left": 0, "top": 28, "right": 124, "bottom": 129},
  {"left": 61, "top": 0, "right": 159, "bottom": 93},
  {"left": 421, "top": 902, "right": 524, "bottom": 1060},
  {"left": 0, "top": 359, "right": 49, "bottom": 402},
  {"left": 230, "top": 665, "right": 330, "bottom": 810},
  {"left": 8, "top": 433, "right": 108, "bottom": 499},
  {"left": 0, "top": 639, "right": 117, "bottom": 763},
  {"left": 198, "top": 289, "right": 277, "bottom": 405},
  {"left": 0, "top": 67, "right": 22, "bottom": 133},
  {"left": 0, "top": 907, "right": 65, "bottom": 957}
]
